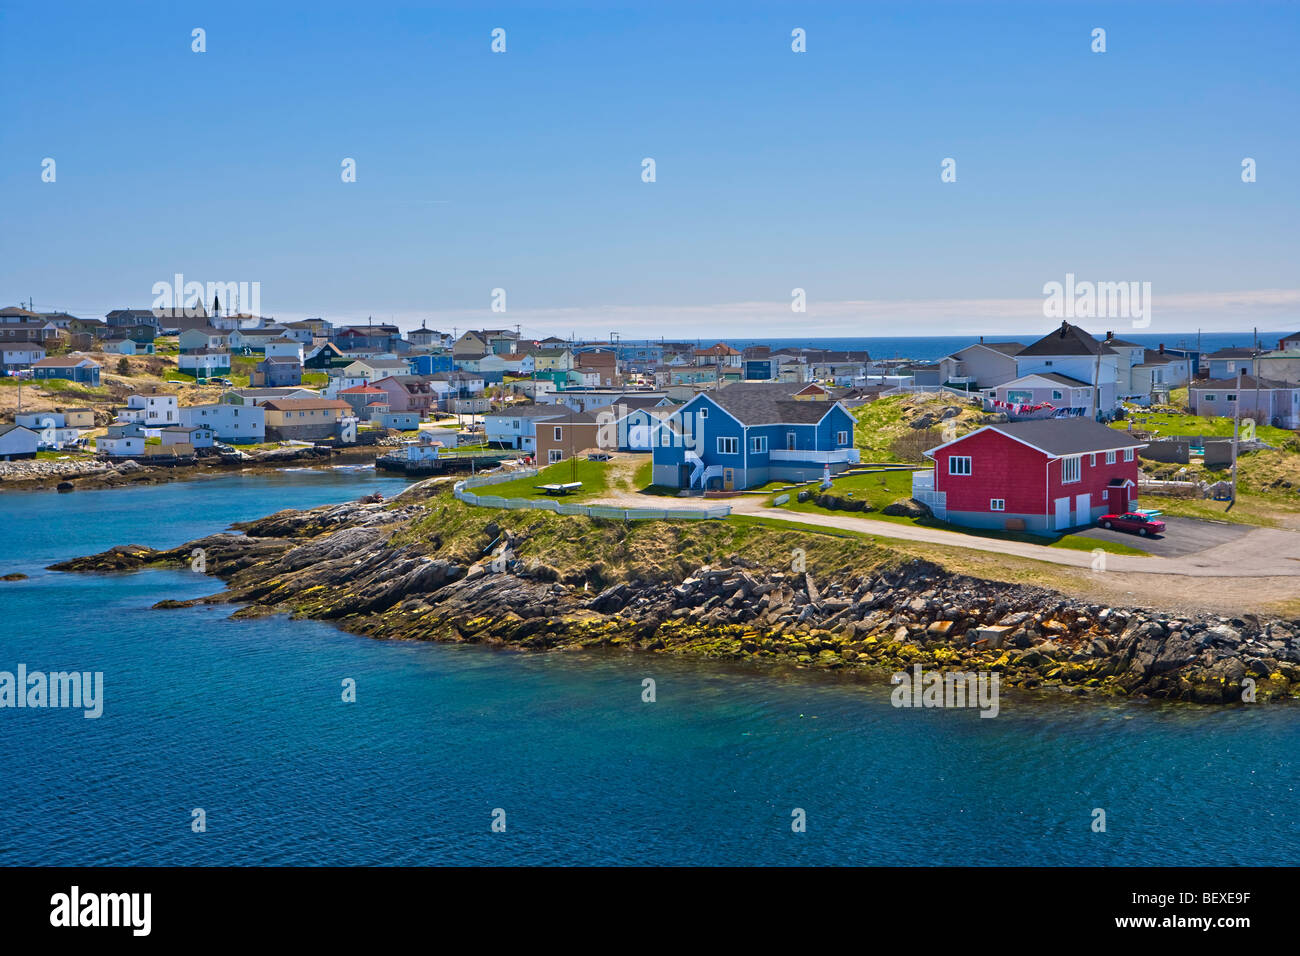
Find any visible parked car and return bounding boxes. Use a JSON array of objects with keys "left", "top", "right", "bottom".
[{"left": 1099, "top": 512, "right": 1167, "bottom": 536}]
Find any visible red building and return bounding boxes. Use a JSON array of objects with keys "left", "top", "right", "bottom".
[{"left": 922, "top": 420, "right": 1146, "bottom": 532}]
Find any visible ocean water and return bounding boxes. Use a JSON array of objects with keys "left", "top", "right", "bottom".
[
  {"left": 1, "top": 468, "right": 1297, "bottom": 865},
  {"left": 687, "top": 332, "right": 1287, "bottom": 363}
]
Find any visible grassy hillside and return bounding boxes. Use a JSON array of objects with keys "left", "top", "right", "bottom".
[{"left": 851, "top": 393, "right": 986, "bottom": 462}]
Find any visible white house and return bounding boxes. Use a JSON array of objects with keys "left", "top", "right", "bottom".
[
  {"left": 95, "top": 422, "right": 146, "bottom": 457},
  {"left": 2, "top": 345, "right": 47, "bottom": 371},
  {"left": 161, "top": 425, "right": 214, "bottom": 449},
  {"left": 178, "top": 402, "right": 266, "bottom": 443},
  {"left": 1014, "top": 322, "right": 1120, "bottom": 415},
  {"left": 177, "top": 348, "right": 231, "bottom": 378},
  {"left": 119, "top": 393, "right": 180, "bottom": 426},
  {"left": 0, "top": 423, "right": 38, "bottom": 460},
  {"left": 264, "top": 337, "right": 305, "bottom": 363}
]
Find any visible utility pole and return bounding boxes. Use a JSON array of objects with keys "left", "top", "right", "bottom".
[{"left": 1229, "top": 367, "right": 1243, "bottom": 512}]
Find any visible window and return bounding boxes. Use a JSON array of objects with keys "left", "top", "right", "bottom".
[
  {"left": 1105, "top": 450, "right": 1116, "bottom": 464},
  {"left": 1061, "top": 456, "right": 1082, "bottom": 483},
  {"left": 1123, "top": 448, "right": 1134, "bottom": 462},
  {"left": 1044, "top": 360, "right": 1053, "bottom": 366},
  {"left": 836, "top": 430, "right": 848, "bottom": 446},
  {"left": 1090, "top": 453, "right": 1096, "bottom": 466},
  {"left": 698, "top": 407, "right": 708, "bottom": 418},
  {"left": 718, "top": 436, "right": 738, "bottom": 455},
  {"left": 553, "top": 426, "right": 562, "bottom": 441},
  {"left": 1227, "top": 394, "right": 1237, "bottom": 403},
  {"left": 990, "top": 499, "right": 1005, "bottom": 511},
  {"left": 548, "top": 449, "right": 563, "bottom": 464},
  {"left": 750, "top": 436, "right": 767, "bottom": 453},
  {"left": 949, "top": 455, "right": 972, "bottom": 476},
  {"left": 1051, "top": 390, "right": 1063, "bottom": 401},
  {"left": 1204, "top": 394, "right": 1216, "bottom": 402}
]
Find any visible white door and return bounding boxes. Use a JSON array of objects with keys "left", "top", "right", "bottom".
[
  {"left": 1054, "top": 496, "right": 1071, "bottom": 530},
  {"left": 1075, "top": 493, "right": 1090, "bottom": 526}
]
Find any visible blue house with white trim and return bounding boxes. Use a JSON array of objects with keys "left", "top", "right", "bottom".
[{"left": 651, "top": 383, "right": 859, "bottom": 491}]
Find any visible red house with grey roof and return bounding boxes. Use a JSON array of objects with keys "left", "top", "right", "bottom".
[{"left": 917, "top": 419, "right": 1147, "bottom": 533}]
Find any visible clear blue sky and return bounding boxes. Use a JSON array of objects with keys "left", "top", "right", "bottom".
[{"left": 2, "top": 0, "right": 1296, "bottom": 337}]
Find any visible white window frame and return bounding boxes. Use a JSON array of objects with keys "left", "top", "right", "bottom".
[
  {"left": 547, "top": 449, "right": 563, "bottom": 464},
  {"left": 553, "top": 426, "right": 562, "bottom": 441},
  {"left": 1061, "top": 455, "right": 1082, "bottom": 484},
  {"left": 948, "top": 455, "right": 972, "bottom": 476},
  {"left": 1123, "top": 448, "right": 1134, "bottom": 462},
  {"left": 990, "top": 499, "right": 1005, "bottom": 511},
  {"left": 750, "top": 435, "right": 767, "bottom": 453},
  {"left": 1105, "top": 450, "right": 1116, "bottom": 464},
  {"left": 698, "top": 406, "right": 708, "bottom": 418},
  {"left": 717, "top": 436, "right": 738, "bottom": 455},
  {"left": 836, "top": 430, "right": 848, "bottom": 446}
]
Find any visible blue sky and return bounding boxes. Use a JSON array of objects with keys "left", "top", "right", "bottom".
[{"left": 1, "top": 0, "right": 1296, "bottom": 337}]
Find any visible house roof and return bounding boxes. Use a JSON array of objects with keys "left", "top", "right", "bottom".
[
  {"left": 1192, "top": 375, "right": 1295, "bottom": 390},
  {"left": 33, "top": 355, "right": 97, "bottom": 367},
  {"left": 1026, "top": 325, "right": 1111, "bottom": 358},
  {"left": 1206, "top": 347, "right": 1262, "bottom": 359},
  {"left": 0, "top": 423, "right": 36, "bottom": 438},
  {"left": 354, "top": 358, "right": 410, "bottom": 368},
  {"left": 696, "top": 383, "right": 844, "bottom": 426},
  {"left": 999, "top": 372, "right": 1092, "bottom": 388},
  {"left": 1018, "top": 322, "right": 1115, "bottom": 357},
  {"left": 261, "top": 399, "right": 350, "bottom": 411},
  {"left": 339, "top": 385, "right": 387, "bottom": 394},
  {"left": 1103, "top": 336, "right": 1145, "bottom": 348},
  {"left": 487, "top": 404, "right": 570, "bottom": 420},
  {"left": 930, "top": 419, "right": 1145, "bottom": 459}
]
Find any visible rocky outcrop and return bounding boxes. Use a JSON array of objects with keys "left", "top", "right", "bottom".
[{"left": 48, "top": 494, "right": 1300, "bottom": 704}]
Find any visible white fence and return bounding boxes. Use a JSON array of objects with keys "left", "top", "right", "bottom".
[{"left": 454, "top": 469, "right": 731, "bottom": 520}]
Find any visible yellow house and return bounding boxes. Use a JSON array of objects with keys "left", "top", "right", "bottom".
[
  {"left": 531, "top": 348, "right": 573, "bottom": 373},
  {"left": 60, "top": 407, "right": 97, "bottom": 428},
  {"left": 261, "top": 398, "right": 350, "bottom": 428}
]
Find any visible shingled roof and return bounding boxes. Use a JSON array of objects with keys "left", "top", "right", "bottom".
[
  {"left": 700, "top": 383, "right": 843, "bottom": 425},
  {"left": 1018, "top": 322, "right": 1115, "bottom": 357}
]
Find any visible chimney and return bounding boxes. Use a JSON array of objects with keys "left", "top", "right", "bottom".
[
  {"left": 1159, "top": 343, "right": 1165, "bottom": 354},
  {"left": 1105, "top": 330, "right": 1113, "bottom": 341},
  {"left": 979, "top": 335, "right": 984, "bottom": 344}
]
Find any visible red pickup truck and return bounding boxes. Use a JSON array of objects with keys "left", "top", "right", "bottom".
[{"left": 1098, "top": 512, "right": 1167, "bottom": 536}]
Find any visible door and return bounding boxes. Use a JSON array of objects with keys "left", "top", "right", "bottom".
[
  {"left": 722, "top": 467, "right": 735, "bottom": 491},
  {"left": 1053, "top": 496, "right": 1071, "bottom": 530},
  {"left": 786, "top": 431, "right": 796, "bottom": 451},
  {"left": 1075, "top": 493, "right": 1090, "bottom": 526}
]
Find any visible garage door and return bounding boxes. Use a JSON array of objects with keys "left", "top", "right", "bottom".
[
  {"left": 1075, "top": 493, "right": 1090, "bottom": 526},
  {"left": 1054, "top": 496, "right": 1071, "bottom": 530}
]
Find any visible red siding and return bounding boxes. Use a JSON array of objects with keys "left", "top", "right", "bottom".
[
  {"left": 933, "top": 427, "right": 1142, "bottom": 519},
  {"left": 934, "top": 429, "right": 1048, "bottom": 515}
]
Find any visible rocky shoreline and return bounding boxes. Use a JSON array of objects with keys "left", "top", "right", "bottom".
[
  {"left": 47, "top": 484, "right": 1300, "bottom": 705},
  {"left": 0, "top": 445, "right": 380, "bottom": 492}
]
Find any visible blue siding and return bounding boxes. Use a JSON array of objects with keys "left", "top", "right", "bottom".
[{"left": 652, "top": 396, "right": 857, "bottom": 489}]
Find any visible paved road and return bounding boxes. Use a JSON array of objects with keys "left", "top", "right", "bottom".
[
  {"left": 1075, "top": 516, "right": 1252, "bottom": 558},
  {"left": 740, "top": 506, "right": 1300, "bottom": 578}
]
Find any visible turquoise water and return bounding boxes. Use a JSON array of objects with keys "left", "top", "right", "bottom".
[{"left": 1, "top": 467, "right": 1297, "bottom": 865}]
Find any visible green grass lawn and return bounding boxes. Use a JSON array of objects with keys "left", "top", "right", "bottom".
[
  {"left": 1137, "top": 489, "right": 1300, "bottom": 529},
  {"left": 764, "top": 467, "right": 1148, "bottom": 556},
  {"left": 28, "top": 379, "right": 112, "bottom": 400},
  {"left": 1114, "top": 409, "right": 1297, "bottom": 446},
  {"left": 475, "top": 458, "right": 611, "bottom": 502}
]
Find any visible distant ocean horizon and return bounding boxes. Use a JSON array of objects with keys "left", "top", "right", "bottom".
[{"left": 615, "top": 332, "right": 1289, "bottom": 363}]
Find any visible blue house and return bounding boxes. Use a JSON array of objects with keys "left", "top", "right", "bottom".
[
  {"left": 31, "top": 355, "right": 101, "bottom": 386},
  {"left": 650, "top": 383, "right": 859, "bottom": 491},
  {"left": 410, "top": 353, "right": 454, "bottom": 376}
]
